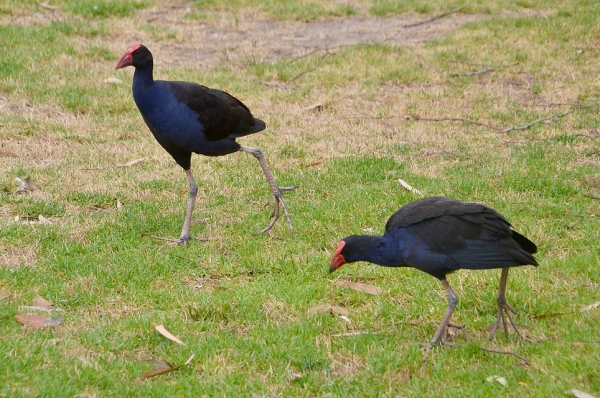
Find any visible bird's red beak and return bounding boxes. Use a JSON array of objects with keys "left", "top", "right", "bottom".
[
  {"left": 115, "top": 53, "right": 132, "bottom": 70},
  {"left": 329, "top": 241, "right": 347, "bottom": 273},
  {"left": 115, "top": 43, "right": 141, "bottom": 70}
]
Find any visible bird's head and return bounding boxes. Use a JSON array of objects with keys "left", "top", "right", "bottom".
[
  {"left": 329, "top": 240, "right": 348, "bottom": 273},
  {"left": 115, "top": 43, "right": 152, "bottom": 70}
]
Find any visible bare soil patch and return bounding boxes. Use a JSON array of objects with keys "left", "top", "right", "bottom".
[{"left": 133, "top": 6, "right": 486, "bottom": 69}]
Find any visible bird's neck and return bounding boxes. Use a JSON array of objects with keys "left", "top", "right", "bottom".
[
  {"left": 345, "top": 235, "right": 405, "bottom": 267},
  {"left": 133, "top": 63, "right": 154, "bottom": 91}
]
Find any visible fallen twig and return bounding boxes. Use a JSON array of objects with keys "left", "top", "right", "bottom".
[
  {"left": 412, "top": 115, "right": 502, "bottom": 131},
  {"left": 286, "top": 49, "right": 320, "bottom": 64},
  {"left": 143, "top": 234, "right": 209, "bottom": 243},
  {"left": 479, "top": 346, "right": 530, "bottom": 365},
  {"left": 451, "top": 62, "right": 518, "bottom": 77},
  {"left": 584, "top": 175, "right": 600, "bottom": 190},
  {"left": 451, "top": 67, "right": 494, "bottom": 77},
  {"left": 331, "top": 331, "right": 385, "bottom": 337},
  {"left": 289, "top": 51, "right": 330, "bottom": 83},
  {"left": 500, "top": 110, "right": 574, "bottom": 133},
  {"left": 398, "top": 178, "right": 424, "bottom": 196},
  {"left": 403, "top": 7, "right": 464, "bottom": 28},
  {"left": 414, "top": 110, "right": 574, "bottom": 134}
]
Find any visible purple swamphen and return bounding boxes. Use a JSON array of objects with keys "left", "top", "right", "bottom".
[
  {"left": 330, "top": 196, "right": 538, "bottom": 346},
  {"left": 115, "top": 44, "right": 294, "bottom": 244}
]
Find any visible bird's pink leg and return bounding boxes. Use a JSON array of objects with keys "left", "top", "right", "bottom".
[
  {"left": 240, "top": 146, "right": 294, "bottom": 234},
  {"left": 430, "top": 279, "right": 459, "bottom": 347},
  {"left": 488, "top": 267, "right": 524, "bottom": 340}
]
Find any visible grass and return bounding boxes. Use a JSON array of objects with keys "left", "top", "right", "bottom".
[{"left": 1, "top": 0, "right": 600, "bottom": 396}]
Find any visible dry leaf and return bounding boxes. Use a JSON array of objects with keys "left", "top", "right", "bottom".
[
  {"left": 581, "top": 301, "right": 600, "bottom": 311},
  {"left": 485, "top": 375, "right": 508, "bottom": 387},
  {"left": 116, "top": 198, "right": 123, "bottom": 210},
  {"left": 568, "top": 389, "right": 597, "bottom": 398},
  {"left": 138, "top": 354, "right": 194, "bottom": 381},
  {"left": 338, "top": 276, "right": 376, "bottom": 283},
  {"left": 305, "top": 161, "right": 323, "bottom": 168},
  {"left": 38, "top": 215, "right": 52, "bottom": 225},
  {"left": 144, "top": 359, "right": 171, "bottom": 369},
  {"left": 304, "top": 102, "right": 323, "bottom": 111},
  {"left": 103, "top": 77, "right": 123, "bottom": 84},
  {"left": 24, "top": 177, "right": 37, "bottom": 191},
  {"left": 333, "top": 279, "right": 384, "bottom": 295},
  {"left": 584, "top": 175, "right": 600, "bottom": 190},
  {"left": 37, "top": 1, "right": 59, "bottom": 10},
  {"left": 117, "top": 157, "right": 147, "bottom": 167},
  {"left": 339, "top": 315, "right": 352, "bottom": 324},
  {"left": 139, "top": 365, "right": 179, "bottom": 380},
  {"left": 15, "top": 315, "right": 63, "bottom": 328},
  {"left": 398, "top": 178, "right": 423, "bottom": 196},
  {"left": 155, "top": 325, "right": 186, "bottom": 345},
  {"left": 15, "top": 177, "right": 26, "bottom": 192},
  {"left": 32, "top": 296, "right": 54, "bottom": 309},
  {"left": 307, "top": 304, "right": 349, "bottom": 316}
]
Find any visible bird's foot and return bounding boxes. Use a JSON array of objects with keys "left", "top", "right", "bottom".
[
  {"left": 146, "top": 234, "right": 207, "bottom": 246},
  {"left": 487, "top": 299, "right": 524, "bottom": 340},
  {"left": 428, "top": 322, "right": 468, "bottom": 348},
  {"left": 258, "top": 186, "right": 295, "bottom": 235}
]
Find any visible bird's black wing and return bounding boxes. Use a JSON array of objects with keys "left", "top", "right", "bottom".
[
  {"left": 168, "top": 81, "right": 265, "bottom": 141},
  {"left": 384, "top": 196, "right": 494, "bottom": 232},
  {"left": 386, "top": 197, "right": 538, "bottom": 270}
]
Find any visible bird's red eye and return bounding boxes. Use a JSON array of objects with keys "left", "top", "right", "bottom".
[{"left": 133, "top": 50, "right": 140, "bottom": 55}]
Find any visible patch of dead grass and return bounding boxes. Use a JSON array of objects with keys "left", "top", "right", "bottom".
[
  {"left": 0, "top": 244, "right": 38, "bottom": 269},
  {"left": 262, "top": 296, "right": 299, "bottom": 325},
  {"left": 328, "top": 349, "right": 368, "bottom": 377}
]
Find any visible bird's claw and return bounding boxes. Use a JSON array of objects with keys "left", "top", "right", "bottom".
[
  {"left": 146, "top": 234, "right": 207, "bottom": 246},
  {"left": 429, "top": 322, "right": 468, "bottom": 347},
  {"left": 258, "top": 187, "right": 294, "bottom": 235},
  {"left": 487, "top": 301, "right": 524, "bottom": 340}
]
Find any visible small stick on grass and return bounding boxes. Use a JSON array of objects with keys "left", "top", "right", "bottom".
[
  {"left": 403, "top": 7, "right": 464, "bottom": 28},
  {"left": 479, "top": 346, "right": 531, "bottom": 366},
  {"left": 414, "top": 110, "right": 574, "bottom": 133},
  {"left": 450, "top": 62, "right": 518, "bottom": 77},
  {"left": 500, "top": 110, "right": 574, "bottom": 133},
  {"left": 412, "top": 115, "right": 503, "bottom": 131},
  {"left": 289, "top": 51, "right": 330, "bottom": 83}
]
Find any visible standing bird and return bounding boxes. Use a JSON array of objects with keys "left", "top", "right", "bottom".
[
  {"left": 115, "top": 44, "right": 293, "bottom": 244},
  {"left": 329, "top": 196, "right": 538, "bottom": 346}
]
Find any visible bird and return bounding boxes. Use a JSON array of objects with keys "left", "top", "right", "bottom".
[
  {"left": 329, "top": 196, "right": 538, "bottom": 346},
  {"left": 115, "top": 44, "right": 293, "bottom": 244}
]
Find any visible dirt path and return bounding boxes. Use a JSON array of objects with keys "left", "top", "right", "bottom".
[{"left": 136, "top": 5, "right": 486, "bottom": 69}]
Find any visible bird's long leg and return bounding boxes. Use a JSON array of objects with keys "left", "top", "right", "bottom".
[
  {"left": 240, "top": 146, "right": 294, "bottom": 234},
  {"left": 430, "top": 279, "right": 459, "bottom": 347},
  {"left": 488, "top": 267, "right": 524, "bottom": 340},
  {"left": 174, "top": 169, "right": 198, "bottom": 244}
]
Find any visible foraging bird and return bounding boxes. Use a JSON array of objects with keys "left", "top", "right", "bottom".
[
  {"left": 329, "top": 196, "right": 538, "bottom": 346},
  {"left": 115, "top": 44, "right": 293, "bottom": 244}
]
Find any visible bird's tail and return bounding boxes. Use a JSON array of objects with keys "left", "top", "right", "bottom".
[{"left": 511, "top": 230, "right": 537, "bottom": 254}]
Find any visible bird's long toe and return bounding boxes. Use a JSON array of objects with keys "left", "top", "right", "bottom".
[
  {"left": 258, "top": 188, "right": 294, "bottom": 234},
  {"left": 487, "top": 301, "right": 524, "bottom": 340}
]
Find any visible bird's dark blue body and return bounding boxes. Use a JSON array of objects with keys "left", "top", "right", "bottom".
[
  {"left": 330, "top": 196, "right": 539, "bottom": 345},
  {"left": 332, "top": 196, "right": 538, "bottom": 280},
  {"left": 115, "top": 43, "right": 293, "bottom": 242},
  {"left": 131, "top": 64, "right": 256, "bottom": 169}
]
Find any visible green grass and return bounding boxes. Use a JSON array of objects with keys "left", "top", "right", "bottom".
[{"left": 1, "top": 0, "right": 600, "bottom": 396}]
